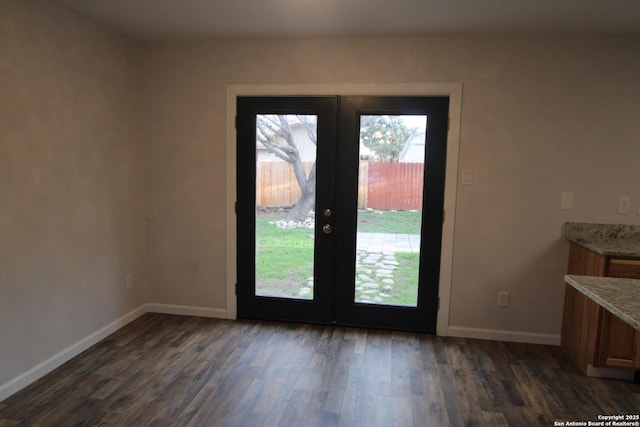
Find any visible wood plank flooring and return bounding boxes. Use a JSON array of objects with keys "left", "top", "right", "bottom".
[{"left": 1, "top": 313, "right": 639, "bottom": 426}]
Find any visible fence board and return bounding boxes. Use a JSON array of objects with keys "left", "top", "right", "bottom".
[
  {"left": 366, "top": 162, "right": 424, "bottom": 210},
  {"left": 257, "top": 161, "right": 423, "bottom": 210},
  {"left": 256, "top": 161, "right": 312, "bottom": 207}
]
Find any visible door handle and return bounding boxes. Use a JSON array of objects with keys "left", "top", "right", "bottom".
[{"left": 322, "top": 224, "right": 332, "bottom": 234}]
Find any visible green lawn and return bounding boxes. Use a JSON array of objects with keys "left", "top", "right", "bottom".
[
  {"left": 255, "top": 220, "right": 315, "bottom": 299},
  {"left": 255, "top": 209, "right": 422, "bottom": 304},
  {"left": 388, "top": 252, "right": 420, "bottom": 305},
  {"left": 356, "top": 209, "right": 422, "bottom": 234}
]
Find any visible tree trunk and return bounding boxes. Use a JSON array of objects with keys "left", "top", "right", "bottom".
[
  {"left": 285, "top": 161, "right": 316, "bottom": 222},
  {"left": 286, "top": 177, "right": 316, "bottom": 222}
]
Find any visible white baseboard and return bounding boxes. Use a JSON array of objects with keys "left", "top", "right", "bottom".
[
  {"left": 447, "top": 326, "right": 561, "bottom": 346},
  {"left": 146, "top": 303, "right": 228, "bottom": 319},
  {"left": 0, "top": 305, "right": 147, "bottom": 402},
  {"left": 0, "top": 303, "right": 229, "bottom": 402}
]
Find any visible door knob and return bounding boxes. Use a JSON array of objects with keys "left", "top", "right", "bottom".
[
  {"left": 323, "top": 208, "right": 332, "bottom": 217},
  {"left": 322, "top": 224, "right": 332, "bottom": 234}
]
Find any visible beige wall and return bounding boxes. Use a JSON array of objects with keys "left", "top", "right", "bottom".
[
  {"left": 0, "top": 0, "right": 145, "bottom": 387},
  {"left": 142, "top": 36, "right": 640, "bottom": 336},
  {"left": 3, "top": 0, "right": 640, "bottom": 398}
]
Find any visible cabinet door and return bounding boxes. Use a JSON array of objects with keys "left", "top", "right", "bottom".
[
  {"left": 596, "top": 258, "right": 639, "bottom": 368},
  {"left": 635, "top": 333, "right": 640, "bottom": 369},
  {"left": 597, "top": 310, "right": 636, "bottom": 368}
]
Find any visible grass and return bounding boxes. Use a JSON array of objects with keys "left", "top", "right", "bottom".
[
  {"left": 255, "top": 219, "right": 314, "bottom": 299},
  {"left": 389, "top": 252, "right": 420, "bottom": 305},
  {"left": 255, "top": 209, "right": 422, "bottom": 304},
  {"left": 356, "top": 209, "right": 422, "bottom": 234}
]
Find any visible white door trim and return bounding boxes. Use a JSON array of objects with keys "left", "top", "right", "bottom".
[{"left": 225, "top": 83, "right": 462, "bottom": 336}]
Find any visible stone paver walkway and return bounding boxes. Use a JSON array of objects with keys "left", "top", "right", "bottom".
[
  {"left": 356, "top": 232, "right": 421, "bottom": 253},
  {"left": 300, "top": 232, "right": 421, "bottom": 303},
  {"left": 354, "top": 233, "right": 420, "bottom": 304}
]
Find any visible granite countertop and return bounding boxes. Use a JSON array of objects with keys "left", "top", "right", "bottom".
[
  {"left": 564, "top": 274, "right": 640, "bottom": 331},
  {"left": 565, "top": 222, "right": 640, "bottom": 257}
]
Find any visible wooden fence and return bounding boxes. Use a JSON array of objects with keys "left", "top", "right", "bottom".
[
  {"left": 363, "top": 162, "right": 424, "bottom": 210},
  {"left": 257, "top": 161, "right": 424, "bottom": 210}
]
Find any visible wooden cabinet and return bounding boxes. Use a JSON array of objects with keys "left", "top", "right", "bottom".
[
  {"left": 561, "top": 243, "right": 640, "bottom": 375},
  {"left": 598, "top": 310, "right": 637, "bottom": 368},
  {"left": 560, "top": 283, "right": 603, "bottom": 373},
  {"left": 598, "top": 257, "right": 640, "bottom": 370},
  {"left": 608, "top": 258, "right": 640, "bottom": 279}
]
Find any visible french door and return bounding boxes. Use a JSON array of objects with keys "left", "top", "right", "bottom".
[{"left": 236, "top": 95, "right": 448, "bottom": 333}]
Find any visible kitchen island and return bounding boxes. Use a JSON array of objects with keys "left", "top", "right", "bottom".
[
  {"left": 564, "top": 275, "right": 640, "bottom": 332},
  {"left": 561, "top": 222, "right": 640, "bottom": 381}
]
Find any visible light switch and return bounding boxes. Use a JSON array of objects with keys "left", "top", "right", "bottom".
[
  {"left": 461, "top": 169, "right": 473, "bottom": 185},
  {"left": 560, "top": 192, "right": 574, "bottom": 210},
  {"left": 497, "top": 291, "right": 510, "bottom": 308},
  {"left": 618, "top": 197, "right": 631, "bottom": 214}
]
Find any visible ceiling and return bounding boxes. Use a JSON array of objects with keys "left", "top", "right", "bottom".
[{"left": 53, "top": 0, "right": 640, "bottom": 41}]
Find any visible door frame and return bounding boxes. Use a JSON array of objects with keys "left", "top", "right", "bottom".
[{"left": 225, "top": 83, "right": 463, "bottom": 336}]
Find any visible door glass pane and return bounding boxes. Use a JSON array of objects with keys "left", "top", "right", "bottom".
[
  {"left": 255, "top": 114, "right": 318, "bottom": 300},
  {"left": 354, "top": 115, "right": 427, "bottom": 307}
]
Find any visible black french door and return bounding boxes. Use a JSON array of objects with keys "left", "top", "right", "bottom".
[{"left": 236, "top": 95, "right": 448, "bottom": 333}]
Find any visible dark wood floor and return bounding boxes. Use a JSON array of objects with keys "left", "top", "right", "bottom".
[{"left": 1, "top": 314, "right": 639, "bottom": 426}]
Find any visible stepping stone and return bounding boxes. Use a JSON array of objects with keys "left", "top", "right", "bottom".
[
  {"left": 376, "top": 269, "right": 394, "bottom": 275},
  {"left": 361, "top": 283, "right": 379, "bottom": 289},
  {"left": 382, "top": 279, "right": 394, "bottom": 285}
]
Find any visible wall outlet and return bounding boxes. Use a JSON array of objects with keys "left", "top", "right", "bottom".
[
  {"left": 125, "top": 273, "right": 133, "bottom": 291},
  {"left": 497, "top": 291, "right": 510, "bottom": 308}
]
